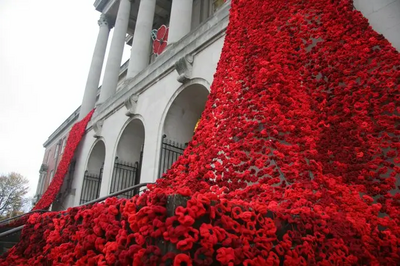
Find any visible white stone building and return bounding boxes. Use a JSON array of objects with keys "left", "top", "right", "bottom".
[{"left": 34, "top": 0, "right": 400, "bottom": 210}]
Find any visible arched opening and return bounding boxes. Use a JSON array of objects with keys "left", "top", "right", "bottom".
[
  {"left": 79, "top": 140, "right": 105, "bottom": 204},
  {"left": 159, "top": 83, "right": 209, "bottom": 177},
  {"left": 111, "top": 119, "right": 145, "bottom": 198}
]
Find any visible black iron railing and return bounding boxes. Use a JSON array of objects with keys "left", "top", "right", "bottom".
[
  {"left": 0, "top": 210, "right": 49, "bottom": 226},
  {"left": 110, "top": 157, "right": 140, "bottom": 198},
  {"left": 0, "top": 209, "right": 49, "bottom": 239},
  {"left": 65, "top": 160, "right": 76, "bottom": 195},
  {"left": 0, "top": 182, "right": 151, "bottom": 238},
  {"left": 158, "top": 135, "right": 186, "bottom": 178},
  {"left": 79, "top": 182, "right": 150, "bottom": 206},
  {"left": 79, "top": 167, "right": 103, "bottom": 205},
  {"left": 54, "top": 160, "right": 76, "bottom": 205}
]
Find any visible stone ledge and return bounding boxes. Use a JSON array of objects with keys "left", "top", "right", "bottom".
[
  {"left": 94, "top": 0, "right": 112, "bottom": 12},
  {"left": 43, "top": 107, "right": 80, "bottom": 147}
]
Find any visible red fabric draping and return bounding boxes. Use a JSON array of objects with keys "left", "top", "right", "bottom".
[{"left": 1, "top": 0, "right": 399, "bottom": 264}]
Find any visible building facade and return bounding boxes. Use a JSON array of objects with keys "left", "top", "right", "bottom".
[{"left": 34, "top": 0, "right": 400, "bottom": 209}]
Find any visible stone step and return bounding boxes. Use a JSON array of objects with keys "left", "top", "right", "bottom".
[{"left": 0, "top": 227, "right": 21, "bottom": 255}]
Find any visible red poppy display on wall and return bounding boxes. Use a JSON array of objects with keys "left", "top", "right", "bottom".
[
  {"left": 1, "top": 0, "right": 400, "bottom": 265},
  {"left": 33, "top": 109, "right": 95, "bottom": 211},
  {"left": 152, "top": 25, "right": 169, "bottom": 55},
  {"left": 0, "top": 109, "right": 95, "bottom": 228}
]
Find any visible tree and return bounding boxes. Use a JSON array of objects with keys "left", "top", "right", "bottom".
[{"left": 0, "top": 172, "right": 29, "bottom": 218}]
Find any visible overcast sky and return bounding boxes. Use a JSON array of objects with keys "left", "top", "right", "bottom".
[{"left": 0, "top": 0, "right": 130, "bottom": 196}]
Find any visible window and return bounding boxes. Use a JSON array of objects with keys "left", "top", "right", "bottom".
[
  {"left": 61, "top": 138, "right": 67, "bottom": 154},
  {"left": 54, "top": 143, "right": 59, "bottom": 159},
  {"left": 36, "top": 173, "right": 44, "bottom": 195},
  {"left": 49, "top": 170, "right": 54, "bottom": 183}
]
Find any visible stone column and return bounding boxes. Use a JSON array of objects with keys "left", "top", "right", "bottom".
[
  {"left": 79, "top": 14, "right": 110, "bottom": 120},
  {"left": 98, "top": 0, "right": 131, "bottom": 105},
  {"left": 168, "top": 0, "right": 193, "bottom": 44},
  {"left": 127, "top": 0, "right": 157, "bottom": 79}
]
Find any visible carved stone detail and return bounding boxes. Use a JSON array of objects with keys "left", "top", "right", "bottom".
[
  {"left": 124, "top": 95, "right": 139, "bottom": 117},
  {"left": 39, "top": 164, "right": 48, "bottom": 172},
  {"left": 93, "top": 120, "right": 104, "bottom": 138},
  {"left": 175, "top": 54, "right": 194, "bottom": 83},
  {"left": 98, "top": 14, "right": 109, "bottom": 27}
]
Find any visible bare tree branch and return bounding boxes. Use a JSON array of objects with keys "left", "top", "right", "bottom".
[{"left": 0, "top": 173, "right": 29, "bottom": 218}]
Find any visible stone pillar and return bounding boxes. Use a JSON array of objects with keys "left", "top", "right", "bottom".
[
  {"left": 79, "top": 14, "right": 110, "bottom": 120},
  {"left": 168, "top": 0, "right": 193, "bottom": 44},
  {"left": 127, "top": 0, "right": 157, "bottom": 78},
  {"left": 98, "top": 0, "right": 131, "bottom": 105}
]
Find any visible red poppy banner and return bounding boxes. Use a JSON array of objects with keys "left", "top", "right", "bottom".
[{"left": 1, "top": 0, "right": 399, "bottom": 265}]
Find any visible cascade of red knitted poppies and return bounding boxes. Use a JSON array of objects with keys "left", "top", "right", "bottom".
[
  {"left": 1, "top": 0, "right": 399, "bottom": 264},
  {"left": 0, "top": 110, "right": 95, "bottom": 228},
  {"left": 33, "top": 109, "right": 95, "bottom": 211}
]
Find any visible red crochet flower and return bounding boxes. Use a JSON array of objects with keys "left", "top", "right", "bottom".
[
  {"left": 2, "top": 0, "right": 400, "bottom": 265},
  {"left": 174, "top": 253, "right": 192, "bottom": 266},
  {"left": 153, "top": 25, "right": 169, "bottom": 55},
  {"left": 194, "top": 248, "right": 214, "bottom": 266},
  {"left": 216, "top": 247, "right": 235, "bottom": 265}
]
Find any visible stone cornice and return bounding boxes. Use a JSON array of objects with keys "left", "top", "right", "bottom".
[
  {"left": 43, "top": 107, "right": 80, "bottom": 147},
  {"left": 94, "top": 0, "right": 118, "bottom": 15},
  {"left": 94, "top": 0, "right": 110, "bottom": 12},
  {"left": 91, "top": 1, "right": 231, "bottom": 124}
]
